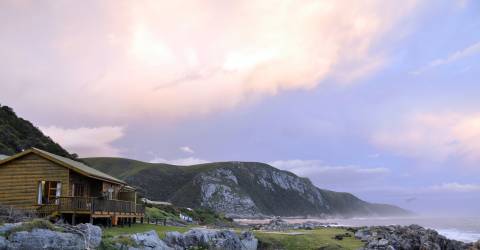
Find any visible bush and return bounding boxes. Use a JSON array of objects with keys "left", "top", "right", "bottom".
[
  {"left": 0, "top": 204, "right": 37, "bottom": 223},
  {"left": 99, "top": 234, "right": 137, "bottom": 250},
  {"left": 5, "top": 219, "right": 57, "bottom": 237}
]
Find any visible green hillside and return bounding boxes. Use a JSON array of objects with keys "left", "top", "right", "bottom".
[
  {"left": 83, "top": 158, "right": 410, "bottom": 218},
  {"left": 0, "top": 104, "right": 73, "bottom": 158}
]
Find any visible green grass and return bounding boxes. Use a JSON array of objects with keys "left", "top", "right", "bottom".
[
  {"left": 145, "top": 207, "right": 178, "bottom": 220},
  {"left": 254, "top": 228, "right": 363, "bottom": 250},
  {"left": 103, "top": 224, "right": 363, "bottom": 250},
  {"left": 101, "top": 224, "right": 193, "bottom": 250},
  {"left": 103, "top": 224, "right": 192, "bottom": 239}
]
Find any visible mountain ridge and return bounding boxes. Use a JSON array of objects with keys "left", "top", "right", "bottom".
[{"left": 83, "top": 157, "right": 410, "bottom": 218}]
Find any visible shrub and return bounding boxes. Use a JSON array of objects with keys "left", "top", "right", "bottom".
[
  {"left": 0, "top": 204, "right": 37, "bottom": 223},
  {"left": 5, "top": 219, "right": 57, "bottom": 237},
  {"left": 99, "top": 234, "right": 137, "bottom": 250}
]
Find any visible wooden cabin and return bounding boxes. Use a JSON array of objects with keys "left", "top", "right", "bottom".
[{"left": 0, "top": 148, "right": 144, "bottom": 225}]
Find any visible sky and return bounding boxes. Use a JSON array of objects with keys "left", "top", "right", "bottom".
[{"left": 1, "top": 0, "right": 479, "bottom": 215}]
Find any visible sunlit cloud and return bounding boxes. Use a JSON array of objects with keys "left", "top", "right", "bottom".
[
  {"left": 372, "top": 112, "right": 480, "bottom": 164},
  {"left": 40, "top": 126, "right": 125, "bottom": 157},
  {"left": 179, "top": 146, "right": 195, "bottom": 154},
  {"left": 428, "top": 182, "right": 480, "bottom": 193},
  {"left": 0, "top": 0, "right": 420, "bottom": 122},
  {"left": 150, "top": 157, "right": 209, "bottom": 166}
]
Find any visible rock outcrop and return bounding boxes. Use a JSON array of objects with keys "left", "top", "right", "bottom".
[
  {"left": 0, "top": 222, "right": 102, "bottom": 250},
  {"left": 121, "top": 228, "right": 258, "bottom": 250},
  {"left": 128, "top": 230, "right": 173, "bottom": 250},
  {"left": 165, "top": 228, "right": 258, "bottom": 250},
  {"left": 8, "top": 228, "right": 85, "bottom": 250},
  {"left": 355, "top": 225, "right": 473, "bottom": 250}
]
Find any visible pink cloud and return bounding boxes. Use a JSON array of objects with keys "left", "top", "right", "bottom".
[
  {"left": 372, "top": 112, "right": 480, "bottom": 164},
  {"left": 1, "top": 1, "right": 420, "bottom": 122},
  {"left": 40, "top": 126, "right": 125, "bottom": 157}
]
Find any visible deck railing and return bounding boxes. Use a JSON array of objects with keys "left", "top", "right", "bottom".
[
  {"left": 43, "top": 197, "right": 144, "bottom": 214},
  {"left": 136, "top": 204, "right": 145, "bottom": 214}
]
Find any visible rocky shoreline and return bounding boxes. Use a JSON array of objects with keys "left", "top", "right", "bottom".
[
  {"left": 1, "top": 217, "right": 479, "bottom": 249},
  {"left": 246, "top": 218, "right": 480, "bottom": 250},
  {"left": 249, "top": 217, "right": 334, "bottom": 231},
  {"left": 355, "top": 224, "right": 479, "bottom": 250}
]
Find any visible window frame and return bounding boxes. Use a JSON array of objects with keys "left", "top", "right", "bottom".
[{"left": 37, "top": 180, "right": 61, "bottom": 205}]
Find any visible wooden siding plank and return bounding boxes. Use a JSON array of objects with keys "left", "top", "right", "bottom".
[{"left": 0, "top": 154, "right": 69, "bottom": 210}]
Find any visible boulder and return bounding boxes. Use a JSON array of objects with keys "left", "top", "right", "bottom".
[
  {"left": 2, "top": 222, "right": 102, "bottom": 250},
  {"left": 8, "top": 228, "right": 85, "bottom": 250},
  {"left": 164, "top": 228, "right": 258, "bottom": 250},
  {"left": 130, "top": 230, "right": 173, "bottom": 250},
  {"left": 0, "top": 236, "right": 7, "bottom": 250},
  {"left": 239, "top": 231, "right": 258, "bottom": 250},
  {"left": 0, "top": 222, "right": 22, "bottom": 234},
  {"left": 76, "top": 223, "right": 102, "bottom": 248}
]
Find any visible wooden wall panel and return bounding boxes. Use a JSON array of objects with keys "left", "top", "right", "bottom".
[
  {"left": 69, "top": 170, "right": 104, "bottom": 198},
  {"left": 0, "top": 154, "right": 69, "bottom": 210}
]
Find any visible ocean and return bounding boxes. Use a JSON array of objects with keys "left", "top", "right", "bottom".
[{"left": 237, "top": 216, "right": 480, "bottom": 243}]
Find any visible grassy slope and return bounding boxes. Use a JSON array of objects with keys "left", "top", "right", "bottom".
[
  {"left": 256, "top": 229, "right": 363, "bottom": 250},
  {"left": 103, "top": 224, "right": 363, "bottom": 250},
  {"left": 82, "top": 158, "right": 235, "bottom": 204}
]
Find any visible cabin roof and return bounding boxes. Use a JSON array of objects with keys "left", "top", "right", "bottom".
[{"left": 0, "top": 148, "right": 127, "bottom": 186}]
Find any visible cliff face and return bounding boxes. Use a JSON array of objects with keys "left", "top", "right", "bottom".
[{"left": 84, "top": 159, "right": 410, "bottom": 218}]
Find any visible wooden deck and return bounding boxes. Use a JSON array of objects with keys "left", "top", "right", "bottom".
[{"left": 37, "top": 196, "right": 144, "bottom": 224}]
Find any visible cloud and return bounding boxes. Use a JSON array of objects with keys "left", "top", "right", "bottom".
[
  {"left": 150, "top": 157, "right": 209, "bottom": 166},
  {"left": 412, "top": 41, "right": 480, "bottom": 75},
  {"left": 0, "top": 0, "right": 420, "bottom": 122},
  {"left": 368, "top": 153, "right": 381, "bottom": 159},
  {"left": 428, "top": 182, "right": 480, "bottom": 193},
  {"left": 269, "top": 160, "right": 389, "bottom": 189},
  {"left": 179, "top": 146, "right": 195, "bottom": 154},
  {"left": 372, "top": 112, "right": 480, "bottom": 163},
  {"left": 40, "top": 126, "right": 124, "bottom": 157}
]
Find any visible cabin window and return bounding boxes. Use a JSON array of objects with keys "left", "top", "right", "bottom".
[
  {"left": 71, "top": 183, "right": 86, "bottom": 197},
  {"left": 37, "top": 181, "right": 61, "bottom": 205}
]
